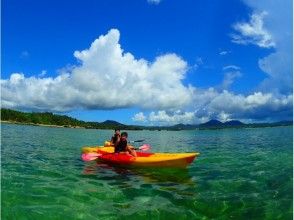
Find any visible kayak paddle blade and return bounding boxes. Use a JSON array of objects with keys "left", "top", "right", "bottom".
[
  {"left": 138, "top": 144, "right": 151, "bottom": 151},
  {"left": 81, "top": 153, "right": 102, "bottom": 162}
]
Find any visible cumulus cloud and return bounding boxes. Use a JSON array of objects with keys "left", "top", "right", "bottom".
[
  {"left": 232, "top": 0, "right": 293, "bottom": 94},
  {"left": 232, "top": 11, "right": 275, "bottom": 48},
  {"left": 134, "top": 89, "right": 292, "bottom": 125},
  {"left": 1, "top": 29, "right": 193, "bottom": 112},
  {"left": 132, "top": 112, "right": 147, "bottom": 122},
  {"left": 258, "top": 51, "right": 292, "bottom": 94},
  {"left": 2, "top": 24, "right": 292, "bottom": 124},
  {"left": 193, "top": 89, "right": 292, "bottom": 122},
  {"left": 149, "top": 110, "right": 195, "bottom": 124},
  {"left": 132, "top": 110, "right": 196, "bottom": 125}
]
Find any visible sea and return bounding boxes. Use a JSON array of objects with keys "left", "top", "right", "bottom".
[{"left": 1, "top": 123, "right": 293, "bottom": 219}]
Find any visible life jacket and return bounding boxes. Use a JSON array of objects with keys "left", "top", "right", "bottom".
[{"left": 115, "top": 139, "right": 127, "bottom": 153}]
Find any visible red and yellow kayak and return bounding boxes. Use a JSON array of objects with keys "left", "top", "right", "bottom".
[{"left": 82, "top": 142, "right": 199, "bottom": 168}]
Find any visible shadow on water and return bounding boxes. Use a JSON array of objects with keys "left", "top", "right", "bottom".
[
  {"left": 82, "top": 161, "right": 194, "bottom": 185},
  {"left": 80, "top": 161, "right": 200, "bottom": 219}
]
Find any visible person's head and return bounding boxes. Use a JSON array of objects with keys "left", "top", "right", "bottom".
[
  {"left": 115, "top": 129, "right": 120, "bottom": 135},
  {"left": 120, "top": 132, "right": 128, "bottom": 140}
]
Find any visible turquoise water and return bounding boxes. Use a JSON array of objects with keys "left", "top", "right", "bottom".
[{"left": 1, "top": 123, "right": 293, "bottom": 219}]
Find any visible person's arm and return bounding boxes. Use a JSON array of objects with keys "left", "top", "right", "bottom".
[
  {"left": 127, "top": 144, "right": 135, "bottom": 149},
  {"left": 126, "top": 145, "right": 137, "bottom": 157}
]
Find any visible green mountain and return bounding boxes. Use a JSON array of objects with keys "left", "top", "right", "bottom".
[
  {"left": 223, "top": 120, "right": 244, "bottom": 126},
  {"left": 198, "top": 119, "right": 245, "bottom": 129},
  {"left": 200, "top": 119, "right": 223, "bottom": 127},
  {"left": 100, "top": 120, "right": 125, "bottom": 126}
]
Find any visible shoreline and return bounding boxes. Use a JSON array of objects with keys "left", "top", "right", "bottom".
[
  {"left": 1, "top": 120, "right": 85, "bottom": 129},
  {"left": 1, "top": 120, "right": 292, "bottom": 131}
]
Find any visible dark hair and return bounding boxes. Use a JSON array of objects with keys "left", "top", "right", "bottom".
[
  {"left": 121, "top": 132, "right": 128, "bottom": 137},
  {"left": 115, "top": 129, "right": 120, "bottom": 132}
]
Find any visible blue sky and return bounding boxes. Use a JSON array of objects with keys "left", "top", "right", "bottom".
[{"left": 2, "top": 0, "right": 293, "bottom": 124}]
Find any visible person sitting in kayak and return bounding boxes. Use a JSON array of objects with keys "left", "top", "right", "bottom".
[
  {"left": 110, "top": 129, "right": 120, "bottom": 145},
  {"left": 115, "top": 132, "right": 137, "bottom": 157}
]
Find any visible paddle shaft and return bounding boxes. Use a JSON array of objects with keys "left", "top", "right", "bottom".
[{"left": 129, "top": 139, "right": 145, "bottom": 143}]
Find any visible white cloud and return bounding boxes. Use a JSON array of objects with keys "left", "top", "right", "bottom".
[
  {"left": 218, "top": 111, "right": 232, "bottom": 122},
  {"left": 193, "top": 89, "right": 292, "bottom": 122},
  {"left": 190, "top": 57, "right": 204, "bottom": 71},
  {"left": 149, "top": 110, "right": 196, "bottom": 125},
  {"left": 258, "top": 51, "right": 292, "bottom": 94},
  {"left": 2, "top": 19, "right": 292, "bottom": 124},
  {"left": 232, "top": 11, "right": 275, "bottom": 48},
  {"left": 132, "top": 112, "right": 147, "bottom": 122},
  {"left": 135, "top": 89, "right": 292, "bottom": 125},
  {"left": 231, "top": 0, "right": 292, "bottom": 94},
  {"left": 38, "top": 70, "right": 47, "bottom": 77},
  {"left": 216, "top": 66, "right": 242, "bottom": 91},
  {"left": 147, "top": 0, "right": 161, "bottom": 5},
  {"left": 221, "top": 71, "right": 242, "bottom": 90},
  {"left": 222, "top": 65, "right": 240, "bottom": 71},
  {"left": 219, "top": 50, "right": 230, "bottom": 56},
  {"left": 1, "top": 29, "right": 193, "bottom": 112}
]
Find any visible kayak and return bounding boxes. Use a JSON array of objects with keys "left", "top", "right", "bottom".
[{"left": 81, "top": 143, "right": 199, "bottom": 168}]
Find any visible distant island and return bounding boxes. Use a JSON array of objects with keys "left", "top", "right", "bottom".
[{"left": 0, "top": 108, "right": 292, "bottom": 131}]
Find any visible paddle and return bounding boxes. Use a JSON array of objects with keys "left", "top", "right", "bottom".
[
  {"left": 129, "top": 139, "right": 145, "bottom": 143},
  {"left": 107, "top": 139, "right": 145, "bottom": 145},
  {"left": 81, "top": 144, "right": 151, "bottom": 162}
]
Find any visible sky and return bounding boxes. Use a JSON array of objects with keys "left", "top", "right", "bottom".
[{"left": 1, "top": 0, "right": 293, "bottom": 125}]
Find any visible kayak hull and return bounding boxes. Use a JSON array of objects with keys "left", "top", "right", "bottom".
[
  {"left": 99, "top": 153, "right": 198, "bottom": 168},
  {"left": 82, "top": 146, "right": 199, "bottom": 168}
]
